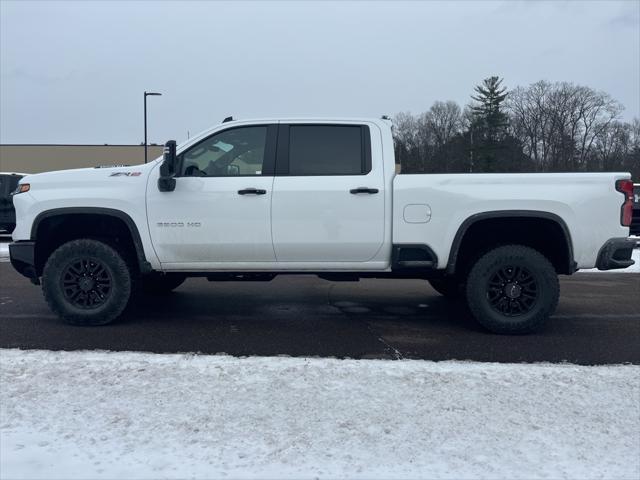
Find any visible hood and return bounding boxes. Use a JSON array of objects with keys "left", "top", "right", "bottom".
[{"left": 20, "top": 161, "right": 159, "bottom": 186}]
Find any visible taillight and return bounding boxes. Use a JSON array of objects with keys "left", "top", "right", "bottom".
[{"left": 615, "top": 179, "right": 633, "bottom": 227}]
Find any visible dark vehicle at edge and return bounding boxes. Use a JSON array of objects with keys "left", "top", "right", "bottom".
[
  {"left": 632, "top": 184, "right": 640, "bottom": 238},
  {"left": 0, "top": 173, "right": 26, "bottom": 233}
]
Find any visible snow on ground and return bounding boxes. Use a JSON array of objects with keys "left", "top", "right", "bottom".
[{"left": 1, "top": 349, "right": 638, "bottom": 480}]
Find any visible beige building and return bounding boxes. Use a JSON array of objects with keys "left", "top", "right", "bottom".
[{"left": 0, "top": 144, "right": 164, "bottom": 174}]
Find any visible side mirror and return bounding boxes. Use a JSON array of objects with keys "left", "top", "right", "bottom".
[{"left": 158, "top": 140, "right": 177, "bottom": 192}]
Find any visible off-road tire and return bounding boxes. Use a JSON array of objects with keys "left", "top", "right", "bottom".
[
  {"left": 42, "top": 239, "right": 131, "bottom": 326},
  {"left": 465, "top": 244, "right": 559, "bottom": 334},
  {"left": 140, "top": 273, "right": 186, "bottom": 294},
  {"left": 428, "top": 277, "right": 462, "bottom": 298}
]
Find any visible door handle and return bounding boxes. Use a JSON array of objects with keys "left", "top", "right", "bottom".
[
  {"left": 238, "top": 188, "right": 267, "bottom": 195},
  {"left": 350, "top": 187, "right": 379, "bottom": 194}
]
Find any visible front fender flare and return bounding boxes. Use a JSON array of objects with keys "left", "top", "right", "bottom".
[{"left": 31, "top": 207, "right": 152, "bottom": 274}]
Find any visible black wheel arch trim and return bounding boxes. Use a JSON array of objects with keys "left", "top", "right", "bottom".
[
  {"left": 446, "top": 210, "right": 576, "bottom": 275},
  {"left": 31, "top": 207, "right": 152, "bottom": 273}
]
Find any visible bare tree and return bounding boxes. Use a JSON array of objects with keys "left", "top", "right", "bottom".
[
  {"left": 392, "top": 111, "right": 419, "bottom": 151},
  {"left": 394, "top": 102, "right": 465, "bottom": 173},
  {"left": 592, "top": 121, "right": 630, "bottom": 170},
  {"left": 422, "top": 101, "right": 463, "bottom": 148},
  {"left": 507, "top": 81, "right": 552, "bottom": 170},
  {"left": 506, "top": 81, "right": 623, "bottom": 171},
  {"left": 392, "top": 111, "right": 422, "bottom": 172}
]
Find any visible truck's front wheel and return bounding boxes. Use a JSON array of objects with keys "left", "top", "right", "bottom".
[
  {"left": 42, "top": 239, "right": 132, "bottom": 326},
  {"left": 465, "top": 245, "right": 559, "bottom": 334}
]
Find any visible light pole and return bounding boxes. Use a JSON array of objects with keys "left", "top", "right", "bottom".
[{"left": 144, "top": 91, "right": 162, "bottom": 163}]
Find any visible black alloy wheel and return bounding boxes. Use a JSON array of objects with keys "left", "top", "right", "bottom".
[
  {"left": 60, "top": 258, "right": 113, "bottom": 309},
  {"left": 486, "top": 265, "right": 538, "bottom": 316}
]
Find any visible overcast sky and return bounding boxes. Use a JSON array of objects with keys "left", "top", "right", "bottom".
[{"left": 1, "top": 0, "right": 638, "bottom": 145}]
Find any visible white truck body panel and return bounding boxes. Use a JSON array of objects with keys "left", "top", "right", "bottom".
[{"left": 393, "top": 172, "right": 630, "bottom": 269}]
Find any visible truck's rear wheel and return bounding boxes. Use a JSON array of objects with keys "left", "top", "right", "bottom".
[
  {"left": 42, "top": 239, "right": 131, "bottom": 326},
  {"left": 465, "top": 245, "right": 559, "bottom": 334},
  {"left": 428, "top": 277, "right": 462, "bottom": 298}
]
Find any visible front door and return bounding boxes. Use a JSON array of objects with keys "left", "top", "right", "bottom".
[{"left": 147, "top": 124, "right": 277, "bottom": 266}]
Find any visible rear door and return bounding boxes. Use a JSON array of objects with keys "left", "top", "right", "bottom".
[{"left": 271, "top": 123, "right": 385, "bottom": 262}]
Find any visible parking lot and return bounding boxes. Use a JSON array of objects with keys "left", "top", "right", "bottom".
[{"left": 1, "top": 234, "right": 638, "bottom": 365}]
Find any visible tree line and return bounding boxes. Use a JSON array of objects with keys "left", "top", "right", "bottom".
[{"left": 393, "top": 77, "right": 640, "bottom": 180}]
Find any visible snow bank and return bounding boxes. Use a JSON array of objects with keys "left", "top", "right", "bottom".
[{"left": 1, "top": 349, "right": 638, "bottom": 480}]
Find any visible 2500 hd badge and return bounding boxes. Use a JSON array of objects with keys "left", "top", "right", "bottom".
[{"left": 157, "top": 222, "right": 202, "bottom": 228}]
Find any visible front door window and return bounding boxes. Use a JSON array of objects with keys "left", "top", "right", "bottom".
[{"left": 179, "top": 126, "right": 268, "bottom": 177}]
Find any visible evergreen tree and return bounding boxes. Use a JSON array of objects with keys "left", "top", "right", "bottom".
[
  {"left": 471, "top": 76, "right": 509, "bottom": 142},
  {"left": 469, "top": 76, "right": 512, "bottom": 171}
]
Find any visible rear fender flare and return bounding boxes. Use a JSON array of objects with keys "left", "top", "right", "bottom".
[{"left": 446, "top": 210, "right": 575, "bottom": 274}]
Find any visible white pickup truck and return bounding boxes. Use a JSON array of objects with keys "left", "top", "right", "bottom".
[{"left": 9, "top": 117, "right": 636, "bottom": 333}]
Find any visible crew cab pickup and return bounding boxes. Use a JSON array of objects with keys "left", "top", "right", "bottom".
[{"left": 9, "top": 117, "right": 636, "bottom": 333}]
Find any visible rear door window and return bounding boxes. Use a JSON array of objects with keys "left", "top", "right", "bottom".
[{"left": 287, "top": 125, "right": 370, "bottom": 175}]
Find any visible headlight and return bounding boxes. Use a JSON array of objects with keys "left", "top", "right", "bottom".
[{"left": 13, "top": 183, "right": 30, "bottom": 195}]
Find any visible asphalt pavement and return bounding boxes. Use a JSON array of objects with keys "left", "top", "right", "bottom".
[{"left": 1, "top": 257, "right": 638, "bottom": 364}]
